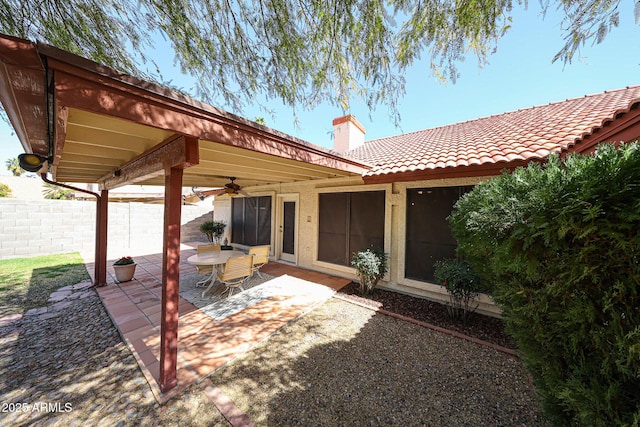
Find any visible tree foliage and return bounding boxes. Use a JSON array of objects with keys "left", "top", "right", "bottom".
[
  {"left": 449, "top": 143, "right": 640, "bottom": 426},
  {"left": 42, "top": 182, "right": 74, "bottom": 199},
  {"left": 5, "top": 157, "right": 23, "bottom": 176},
  {"left": 0, "top": 0, "right": 636, "bottom": 118}
]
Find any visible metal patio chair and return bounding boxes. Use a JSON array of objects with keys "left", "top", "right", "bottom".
[
  {"left": 217, "top": 255, "right": 254, "bottom": 298},
  {"left": 248, "top": 245, "right": 270, "bottom": 278},
  {"left": 195, "top": 243, "right": 221, "bottom": 287}
]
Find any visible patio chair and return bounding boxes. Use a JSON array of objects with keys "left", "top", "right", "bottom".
[
  {"left": 249, "top": 245, "right": 270, "bottom": 278},
  {"left": 195, "top": 243, "right": 221, "bottom": 287},
  {"left": 217, "top": 255, "right": 254, "bottom": 298}
]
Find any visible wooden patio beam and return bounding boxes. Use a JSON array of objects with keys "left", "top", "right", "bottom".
[
  {"left": 159, "top": 166, "right": 183, "bottom": 393},
  {"left": 47, "top": 62, "right": 368, "bottom": 175},
  {"left": 95, "top": 189, "right": 108, "bottom": 286},
  {"left": 98, "top": 135, "right": 199, "bottom": 190}
]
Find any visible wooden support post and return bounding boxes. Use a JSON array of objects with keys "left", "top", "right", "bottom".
[
  {"left": 159, "top": 167, "right": 183, "bottom": 393},
  {"left": 94, "top": 189, "right": 108, "bottom": 286}
]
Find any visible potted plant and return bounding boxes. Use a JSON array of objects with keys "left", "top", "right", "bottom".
[
  {"left": 351, "top": 247, "right": 388, "bottom": 295},
  {"left": 200, "top": 220, "right": 226, "bottom": 244},
  {"left": 113, "top": 256, "right": 136, "bottom": 283}
]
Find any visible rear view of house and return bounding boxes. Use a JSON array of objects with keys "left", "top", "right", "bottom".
[{"left": 215, "top": 87, "right": 640, "bottom": 316}]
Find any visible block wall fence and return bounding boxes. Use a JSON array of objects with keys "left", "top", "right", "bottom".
[{"left": 0, "top": 199, "right": 213, "bottom": 260}]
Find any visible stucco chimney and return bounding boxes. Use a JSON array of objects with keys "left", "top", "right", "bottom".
[{"left": 332, "top": 115, "right": 365, "bottom": 153}]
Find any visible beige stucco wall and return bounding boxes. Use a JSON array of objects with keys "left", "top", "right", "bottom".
[
  {"left": 214, "top": 173, "right": 503, "bottom": 317},
  {"left": 0, "top": 175, "right": 46, "bottom": 199}
]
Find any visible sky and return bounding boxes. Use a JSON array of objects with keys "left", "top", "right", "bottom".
[{"left": 1, "top": 2, "right": 640, "bottom": 175}]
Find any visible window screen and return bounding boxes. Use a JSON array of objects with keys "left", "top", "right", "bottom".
[
  {"left": 231, "top": 196, "right": 272, "bottom": 246},
  {"left": 318, "top": 191, "right": 385, "bottom": 266},
  {"left": 405, "top": 186, "right": 473, "bottom": 282}
]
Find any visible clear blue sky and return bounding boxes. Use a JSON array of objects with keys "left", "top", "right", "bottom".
[{"left": 1, "top": 2, "right": 639, "bottom": 175}]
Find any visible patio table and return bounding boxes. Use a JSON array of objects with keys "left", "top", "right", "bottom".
[{"left": 187, "top": 250, "right": 246, "bottom": 298}]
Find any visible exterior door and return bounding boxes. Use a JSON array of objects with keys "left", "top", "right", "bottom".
[{"left": 278, "top": 195, "right": 297, "bottom": 263}]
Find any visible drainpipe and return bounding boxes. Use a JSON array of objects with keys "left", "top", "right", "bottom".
[
  {"left": 38, "top": 57, "right": 109, "bottom": 285},
  {"left": 40, "top": 174, "right": 100, "bottom": 199}
]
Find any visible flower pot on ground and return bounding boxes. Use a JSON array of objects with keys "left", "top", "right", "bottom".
[{"left": 113, "top": 256, "right": 136, "bottom": 283}]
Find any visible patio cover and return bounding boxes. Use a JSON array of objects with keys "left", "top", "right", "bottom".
[
  {"left": 0, "top": 34, "right": 368, "bottom": 187},
  {"left": 0, "top": 33, "right": 370, "bottom": 393}
]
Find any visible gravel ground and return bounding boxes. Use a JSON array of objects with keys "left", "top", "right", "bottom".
[
  {"left": 211, "top": 298, "right": 547, "bottom": 426},
  {"left": 0, "top": 285, "right": 228, "bottom": 427},
  {"left": 1, "top": 281, "right": 546, "bottom": 426},
  {"left": 338, "top": 282, "right": 517, "bottom": 349}
]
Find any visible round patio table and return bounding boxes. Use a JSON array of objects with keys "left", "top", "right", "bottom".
[{"left": 187, "top": 250, "right": 245, "bottom": 297}]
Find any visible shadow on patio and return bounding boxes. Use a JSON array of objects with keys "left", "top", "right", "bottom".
[{"left": 90, "top": 247, "right": 350, "bottom": 403}]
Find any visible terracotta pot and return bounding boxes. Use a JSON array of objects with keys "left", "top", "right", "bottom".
[{"left": 113, "top": 263, "right": 136, "bottom": 283}]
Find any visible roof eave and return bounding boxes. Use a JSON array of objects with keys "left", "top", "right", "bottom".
[
  {"left": 0, "top": 34, "right": 47, "bottom": 156},
  {"left": 362, "top": 160, "right": 534, "bottom": 184},
  {"left": 564, "top": 102, "right": 640, "bottom": 155}
]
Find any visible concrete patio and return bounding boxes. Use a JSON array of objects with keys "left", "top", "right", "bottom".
[{"left": 90, "top": 247, "right": 351, "bottom": 403}]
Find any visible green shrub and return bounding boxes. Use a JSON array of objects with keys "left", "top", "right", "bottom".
[
  {"left": 200, "top": 220, "right": 226, "bottom": 243},
  {"left": 0, "top": 183, "right": 11, "bottom": 197},
  {"left": 43, "top": 182, "right": 74, "bottom": 199},
  {"left": 449, "top": 142, "right": 640, "bottom": 426},
  {"left": 433, "top": 258, "right": 482, "bottom": 323},
  {"left": 113, "top": 256, "right": 135, "bottom": 265},
  {"left": 351, "top": 248, "right": 388, "bottom": 295}
]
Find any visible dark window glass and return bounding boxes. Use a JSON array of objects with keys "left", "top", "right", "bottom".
[
  {"left": 318, "top": 191, "right": 385, "bottom": 266},
  {"left": 405, "top": 186, "right": 473, "bottom": 282},
  {"left": 231, "top": 198, "right": 244, "bottom": 243},
  {"left": 283, "top": 201, "right": 295, "bottom": 254},
  {"left": 231, "top": 196, "right": 272, "bottom": 246},
  {"left": 318, "top": 193, "right": 348, "bottom": 265}
]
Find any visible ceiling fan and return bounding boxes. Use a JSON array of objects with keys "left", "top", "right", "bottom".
[{"left": 224, "top": 177, "right": 242, "bottom": 196}]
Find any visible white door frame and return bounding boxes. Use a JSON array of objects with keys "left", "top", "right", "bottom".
[{"left": 276, "top": 194, "right": 298, "bottom": 263}]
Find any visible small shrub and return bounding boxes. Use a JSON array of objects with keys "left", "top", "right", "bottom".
[
  {"left": 0, "top": 183, "right": 12, "bottom": 197},
  {"left": 433, "top": 258, "right": 482, "bottom": 323},
  {"left": 351, "top": 248, "right": 388, "bottom": 295},
  {"left": 200, "top": 220, "right": 226, "bottom": 243}
]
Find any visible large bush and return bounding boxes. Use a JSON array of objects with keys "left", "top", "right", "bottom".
[{"left": 449, "top": 143, "right": 640, "bottom": 426}]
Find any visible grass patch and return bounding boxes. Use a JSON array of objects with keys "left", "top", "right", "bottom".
[{"left": 0, "top": 253, "right": 90, "bottom": 318}]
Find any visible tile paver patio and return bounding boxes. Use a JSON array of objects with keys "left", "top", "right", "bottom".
[{"left": 95, "top": 248, "right": 350, "bottom": 403}]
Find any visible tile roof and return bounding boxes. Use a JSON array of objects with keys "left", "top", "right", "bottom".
[{"left": 347, "top": 85, "right": 640, "bottom": 177}]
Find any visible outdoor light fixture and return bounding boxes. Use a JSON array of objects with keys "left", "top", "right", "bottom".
[{"left": 18, "top": 153, "right": 49, "bottom": 173}]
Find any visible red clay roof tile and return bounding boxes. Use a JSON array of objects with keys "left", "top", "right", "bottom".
[{"left": 348, "top": 86, "right": 640, "bottom": 177}]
